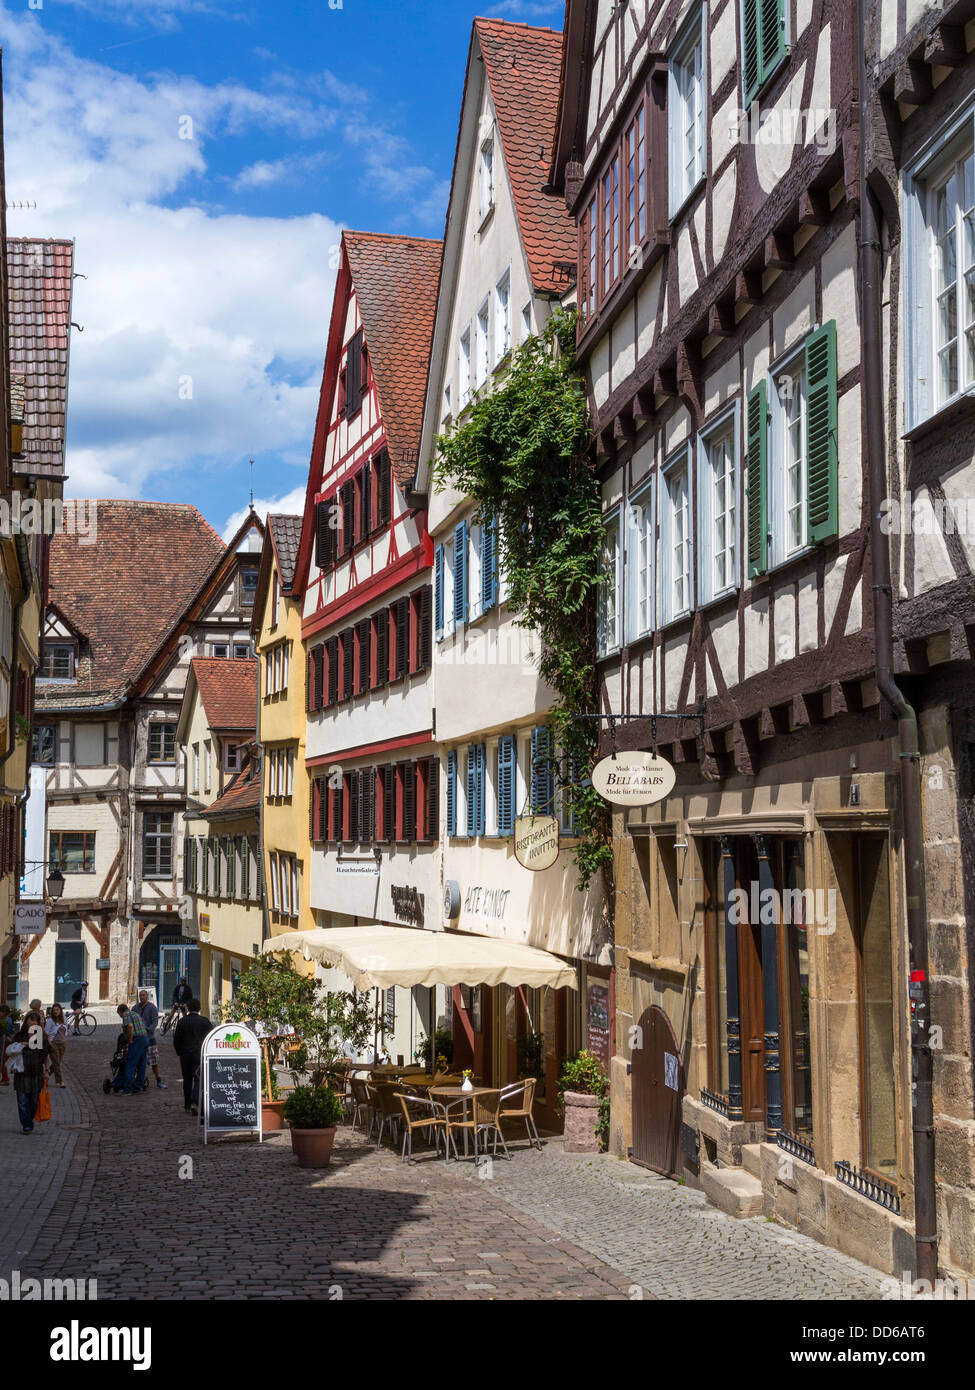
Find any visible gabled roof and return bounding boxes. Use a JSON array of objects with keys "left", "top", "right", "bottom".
[
  {"left": 267, "top": 514, "right": 302, "bottom": 593},
  {"left": 38, "top": 501, "right": 227, "bottom": 709},
  {"left": 203, "top": 752, "right": 260, "bottom": 821},
  {"left": 190, "top": 657, "right": 257, "bottom": 733},
  {"left": 474, "top": 19, "right": 576, "bottom": 295},
  {"left": 344, "top": 231, "right": 443, "bottom": 485},
  {"left": 7, "top": 238, "right": 74, "bottom": 479}
]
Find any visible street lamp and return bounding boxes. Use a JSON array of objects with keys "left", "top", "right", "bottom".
[{"left": 45, "top": 866, "right": 65, "bottom": 902}]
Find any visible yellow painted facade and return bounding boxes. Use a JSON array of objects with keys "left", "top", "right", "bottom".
[{"left": 0, "top": 532, "right": 33, "bottom": 977}]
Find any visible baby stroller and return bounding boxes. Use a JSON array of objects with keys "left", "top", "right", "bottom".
[{"left": 103, "top": 1031, "right": 149, "bottom": 1094}]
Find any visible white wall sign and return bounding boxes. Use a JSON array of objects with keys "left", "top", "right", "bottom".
[
  {"left": 591, "top": 752, "right": 676, "bottom": 806},
  {"left": 513, "top": 815, "right": 560, "bottom": 871},
  {"left": 13, "top": 903, "right": 47, "bottom": 936},
  {"left": 201, "top": 1022, "right": 263, "bottom": 1145}
]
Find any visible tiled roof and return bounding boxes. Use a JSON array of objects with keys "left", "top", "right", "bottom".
[
  {"left": 7, "top": 238, "right": 74, "bottom": 478},
  {"left": 191, "top": 656, "right": 257, "bottom": 732},
  {"left": 267, "top": 514, "right": 302, "bottom": 593},
  {"left": 344, "top": 231, "right": 442, "bottom": 486},
  {"left": 39, "top": 501, "right": 227, "bottom": 708},
  {"left": 204, "top": 754, "right": 260, "bottom": 820},
  {"left": 474, "top": 19, "right": 576, "bottom": 295}
]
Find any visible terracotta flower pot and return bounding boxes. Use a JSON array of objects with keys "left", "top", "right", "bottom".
[
  {"left": 290, "top": 1126, "right": 337, "bottom": 1169},
  {"left": 562, "top": 1090, "right": 601, "bottom": 1153},
  {"left": 261, "top": 1100, "right": 287, "bottom": 1132}
]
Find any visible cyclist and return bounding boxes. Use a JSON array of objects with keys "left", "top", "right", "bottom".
[
  {"left": 163, "top": 977, "right": 192, "bottom": 1033},
  {"left": 70, "top": 982, "right": 88, "bottom": 1036}
]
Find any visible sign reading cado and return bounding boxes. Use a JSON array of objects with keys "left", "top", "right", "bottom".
[{"left": 591, "top": 752, "right": 676, "bottom": 806}]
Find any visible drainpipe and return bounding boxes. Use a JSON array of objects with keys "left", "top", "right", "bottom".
[{"left": 857, "top": 0, "right": 937, "bottom": 1283}]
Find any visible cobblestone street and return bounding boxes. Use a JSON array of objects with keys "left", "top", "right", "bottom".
[{"left": 0, "top": 1027, "right": 894, "bottom": 1302}]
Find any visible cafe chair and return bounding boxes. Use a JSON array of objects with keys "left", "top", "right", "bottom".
[
  {"left": 395, "top": 1092, "right": 448, "bottom": 1163},
  {"left": 445, "top": 1089, "right": 511, "bottom": 1165},
  {"left": 370, "top": 1083, "right": 403, "bottom": 1149},
  {"left": 349, "top": 1077, "right": 374, "bottom": 1137},
  {"left": 499, "top": 1078, "right": 541, "bottom": 1150}
]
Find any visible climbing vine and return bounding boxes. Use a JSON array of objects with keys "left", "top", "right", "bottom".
[{"left": 433, "top": 307, "right": 612, "bottom": 890}]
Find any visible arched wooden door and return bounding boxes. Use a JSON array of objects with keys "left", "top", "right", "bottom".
[{"left": 630, "top": 1005, "right": 685, "bottom": 1178}]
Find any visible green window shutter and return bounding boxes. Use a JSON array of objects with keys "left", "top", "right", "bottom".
[
  {"left": 805, "top": 320, "right": 838, "bottom": 545},
  {"left": 746, "top": 381, "right": 769, "bottom": 577},
  {"left": 743, "top": 0, "right": 786, "bottom": 106},
  {"left": 742, "top": 0, "right": 761, "bottom": 105}
]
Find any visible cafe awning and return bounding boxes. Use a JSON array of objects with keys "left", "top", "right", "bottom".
[{"left": 262, "top": 926, "right": 578, "bottom": 992}]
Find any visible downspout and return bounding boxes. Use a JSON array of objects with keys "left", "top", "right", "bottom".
[{"left": 857, "top": 0, "right": 937, "bottom": 1283}]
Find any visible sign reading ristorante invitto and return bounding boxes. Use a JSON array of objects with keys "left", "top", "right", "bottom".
[
  {"left": 513, "top": 815, "right": 560, "bottom": 871},
  {"left": 591, "top": 752, "right": 677, "bottom": 807}
]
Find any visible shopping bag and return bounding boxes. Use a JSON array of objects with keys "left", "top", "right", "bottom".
[{"left": 35, "top": 1080, "right": 51, "bottom": 1122}]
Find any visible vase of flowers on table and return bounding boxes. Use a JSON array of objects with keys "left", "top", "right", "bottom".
[{"left": 461, "top": 1069, "right": 473, "bottom": 1093}]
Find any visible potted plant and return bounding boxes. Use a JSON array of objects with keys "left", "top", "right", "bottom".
[
  {"left": 415, "top": 1027, "right": 453, "bottom": 1071},
  {"left": 260, "top": 1058, "right": 286, "bottom": 1131},
  {"left": 217, "top": 954, "right": 317, "bottom": 1130},
  {"left": 284, "top": 1084, "right": 345, "bottom": 1168},
  {"left": 558, "top": 1050, "right": 608, "bottom": 1154}
]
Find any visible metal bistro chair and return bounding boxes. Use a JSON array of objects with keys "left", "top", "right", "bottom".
[
  {"left": 349, "top": 1076, "right": 375, "bottom": 1137},
  {"left": 445, "top": 1089, "right": 511, "bottom": 1165},
  {"left": 395, "top": 1092, "right": 449, "bottom": 1164},
  {"left": 370, "top": 1083, "right": 403, "bottom": 1149},
  {"left": 499, "top": 1078, "right": 541, "bottom": 1150}
]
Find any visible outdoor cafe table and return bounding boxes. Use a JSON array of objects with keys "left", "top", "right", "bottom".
[{"left": 429, "top": 1085, "right": 497, "bottom": 1158}]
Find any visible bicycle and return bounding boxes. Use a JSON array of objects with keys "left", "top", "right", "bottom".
[
  {"left": 161, "top": 1003, "right": 187, "bottom": 1036},
  {"left": 69, "top": 1011, "right": 97, "bottom": 1037}
]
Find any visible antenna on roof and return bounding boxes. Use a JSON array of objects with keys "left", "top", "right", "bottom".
[{"left": 249, "top": 457, "right": 254, "bottom": 510}]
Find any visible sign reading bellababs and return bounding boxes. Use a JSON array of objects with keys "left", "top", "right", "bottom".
[
  {"left": 591, "top": 752, "right": 676, "bottom": 806},
  {"left": 513, "top": 815, "right": 560, "bottom": 871},
  {"left": 201, "top": 1022, "right": 262, "bottom": 1145}
]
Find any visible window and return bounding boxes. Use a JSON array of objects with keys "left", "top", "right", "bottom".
[
  {"left": 49, "top": 830, "right": 95, "bottom": 874},
  {"left": 476, "top": 299, "right": 490, "bottom": 386},
  {"left": 224, "top": 742, "right": 244, "bottom": 775},
  {"left": 234, "top": 641, "right": 252, "bottom": 659},
  {"left": 442, "top": 382, "right": 452, "bottom": 423},
  {"left": 148, "top": 723, "right": 176, "bottom": 764},
  {"left": 411, "top": 587, "right": 432, "bottom": 673},
  {"left": 452, "top": 520, "right": 468, "bottom": 628},
  {"left": 271, "top": 570, "right": 279, "bottom": 627},
  {"left": 225, "top": 837, "right": 236, "bottom": 899},
  {"left": 669, "top": 8, "right": 705, "bottom": 215},
  {"left": 742, "top": 0, "right": 787, "bottom": 107},
  {"left": 479, "top": 133, "right": 495, "bottom": 219},
  {"left": 211, "top": 643, "right": 229, "bottom": 659},
  {"left": 698, "top": 411, "right": 738, "bottom": 605},
  {"left": 459, "top": 328, "right": 472, "bottom": 409},
  {"left": 601, "top": 154, "right": 620, "bottom": 296},
  {"left": 582, "top": 195, "right": 597, "bottom": 319},
  {"left": 660, "top": 450, "right": 691, "bottom": 624},
  {"left": 465, "top": 744, "right": 485, "bottom": 836},
  {"left": 596, "top": 512, "right": 621, "bottom": 656},
  {"left": 345, "top": 328, "right": 365, "bottom": 420},
  {"left": 521, "top": 302, "right": 532, "bottom": 343},
  {"left": 142, "top": 813, "right": 173, "bottom": 878},
  {"left": 626, "top": 482, "right": 654, "bottom": 642},
  {"left": 579, "top": 85, "right": 654, "bottom": 322},
  {"left": 240, "top": 569, "right": 258, "bottom": 608},
  {"left": 192, "top": 743, "right": 200, "bottom": 794},
  {"left": 204, "top": 741, "right": 212, "bottom": 793},
  {"left": 495, "top": 271, "right": 511, "bottom": 363},
  {"left": 446, "top": 750, "right": 457, "bottom": 837},
  {"left": 32, "top": 725, "right": 56, "bottom": 765},
  {"left": 530, "top": 726, "right": 555, "bottom": 815},
  {"left": 748, "top": 323, "right": 838, "bottom": 575},
  {"left": 625, "top": 105, "right": 648, "bottom": 250},
  {"left": 41, "top": 642, "right": 74, "bottom": 680},
  {"left": 496, "top": 734, "right": 515, "bottom": 836}
]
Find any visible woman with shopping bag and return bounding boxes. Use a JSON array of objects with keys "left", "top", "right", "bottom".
[
  {"left": 6, "top": 1010, "right": 52, "bottom": 1134},
  {"left": 45, "top": 1005, "right": 68, "bottom": 1087}
]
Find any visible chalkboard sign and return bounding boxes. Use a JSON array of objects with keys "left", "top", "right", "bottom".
[{"left": 201, "top": 1023, "right": 262, "bottom": 1144}]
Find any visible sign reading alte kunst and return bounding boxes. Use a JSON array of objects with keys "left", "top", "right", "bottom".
[{"left": 591, "top": 752, "right": 676, "bottom": 807}]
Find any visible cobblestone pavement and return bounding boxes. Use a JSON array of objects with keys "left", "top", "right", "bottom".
[
  {"left": 0, "top": 1030, "right": 890, "bottom": 1300},
  {"left": 452, "top": 1141, "right": 891, "bottom": 1300}
]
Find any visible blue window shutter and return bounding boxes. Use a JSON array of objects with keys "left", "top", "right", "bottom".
[
  {"left": 434, "top": 545, "right": 445, "bottom": 637},
  {"left": 530, "top": 726, "right": 554, "bottom": 813},
  {"left": 497, "top": 734, "right": 514, "bottom": 835},
  {"left": 481, "top": 512, "right": 497, "bottom": 611},
  {"left": 446, "top": 750, "right": 456, "bottom": 836},
  {"left": 453, "top": 521, "right": 468, "bottom": 625},
  {"left": 465, "top": 744, "right": 476, "bottom": 836},
  {"left": 476, "top": 744, "right": 486, "bottom": 835}
]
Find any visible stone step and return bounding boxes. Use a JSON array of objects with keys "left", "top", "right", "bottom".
[
  {"left": 701, "top": 1163, "right": 764, "bottom": 1219},
  {"left": 741, "top": 1143, "right": 763, "bottom": 1179}
]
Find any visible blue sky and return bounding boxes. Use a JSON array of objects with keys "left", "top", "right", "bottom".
[{"left": 0, "top": 0, "right": 564, "bottom": 537}]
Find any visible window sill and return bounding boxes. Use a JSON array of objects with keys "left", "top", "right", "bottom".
[
  {"left": 697, "top": 583, "right": 739, "bottom": 615},
  {"left": 669, "top": 172, "right": 705, "bottom": 226},
  {"left": 903, "top": 389, "right": 975, "bottom": 444},
  {"left": 658, "top": 609, "right": 693, "bottom": 634},
  {"left": 478, "top": 204, "right": 496, "bottom": 234}
]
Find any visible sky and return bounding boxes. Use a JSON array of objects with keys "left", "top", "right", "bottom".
[{"left": 0, "top": 0, "right": 564, "bottom": 539}]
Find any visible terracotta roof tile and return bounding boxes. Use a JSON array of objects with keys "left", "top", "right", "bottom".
[
  {"left": 343, "top": 231, "right": 442, "bottom": 485},
  {"left": 474, "top": 19, "right": 577, "bottom": 295},
  {"left": 267, "top": 514, "right": 302, "bottom": 592},
  {"left": 191, "top": 656, "right": 257, "bottom": 732},
  {"left": 40, "top": 501, "right": 227, "bottom": 707},
  {"left": 204, "top": 754, "right": 260, "bottom": 819},
  {"left": 7, "top": 238, "right": 74, "bottom": 478}
]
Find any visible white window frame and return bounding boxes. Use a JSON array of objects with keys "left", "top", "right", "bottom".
[
  {"left": 659, "top": 446, "right": 692, "bottom": 626},
  {"left": 479, "top": 131, "right": 495, "bottom": 220},
  {"left": 476, "top": 299, "right": 490, "bottom": 386},
  {"left": 467, "top": 519, "right": 484, "bottom": 622},
  {"left": 192, "top": 743, "right": 200, "bottom": 795},
  {"left": 494, "top": 269, "right": 511, "bottom": 364},
  {"left": 204, "top": 741, "right": 212, "bottom": 793},
  {"left": 768, "top": 341, "right": 809, "bottom": 570},
  {"left": 625, "top": 478, "right": 654, "bottom": 643},
  {"left": 442, "top": 381, "right": 452, "bottom": 423},
  {"left": 459, "top": 328, "right": 472, "bottom": 409},
  {"left": 697, "top": 401, "right": 740, "bottom": 606},
  {"left": 668, "top": 5, "right": 706, "bottom": 218},
  {"left": 485, "top": 736, "right": 499, "bottom": 838},
  {"left": 596, "top": 508, "right": 622, "bottom": 657},
  {"left": 521, "top": 301, "right": 532, "bottom": 343}
]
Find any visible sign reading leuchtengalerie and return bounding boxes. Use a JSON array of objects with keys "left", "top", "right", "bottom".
[
  {"left": 201, "top": 1022, "right": 262, "bottom": 1145},
  {"left": 591, "top": 752, "right": 676, "bottom": 807}
]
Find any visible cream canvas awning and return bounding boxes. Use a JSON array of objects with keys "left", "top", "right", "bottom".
[{"left": 263, "top": 926, "right": 578, "bottom": 992}]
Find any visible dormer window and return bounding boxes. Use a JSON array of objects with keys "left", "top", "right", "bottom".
[
  {"left": 240, "top": 567, "right": 259, "bottom": 608},
  {"left": 41, "top": 642, "right": 75, "bottom": 680}
]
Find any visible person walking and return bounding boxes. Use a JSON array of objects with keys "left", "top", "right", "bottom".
[
  {"left": 115, "top": 1002, "right": 149, "bottom": 1095},
  {"left": 133, "top": 990, "right": 166, "bottom": 1090},
  {"left": 0, "top": 1004, "right": 14, "bottom": 1085},
  {"left": 6, "top": 1011, "right": 52, "bottom": 1133},
  {"left": 172, "top": 998, "right": 211, "bottom": 1114},
  {"left": 44, "top": 1005, "right": 68, "bottom": 1088}
]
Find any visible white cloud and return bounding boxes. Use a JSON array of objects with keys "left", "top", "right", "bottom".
[{"left": 222, "top": 486, "right": 308, "bottom": 542}]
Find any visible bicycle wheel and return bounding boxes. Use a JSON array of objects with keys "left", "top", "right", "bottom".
[{"left": 79, "top": 1013, "right": 97, "bottom": 1037}]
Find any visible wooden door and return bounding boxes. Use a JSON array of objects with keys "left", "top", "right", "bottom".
[{"left": 736, "top": 838, "right": 765, "bottom": 1123}]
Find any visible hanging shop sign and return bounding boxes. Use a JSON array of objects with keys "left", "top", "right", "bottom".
[
  {"left": 201, "top": 1022, "right": 262, "bottom": 1145},
  {"left": 390, "top": 885, "right": 424, "bottom": 926},
  {"left": 442, "top": 880, "right": 461, "bottom": 924},
  {"left": 591, "top": 752, "right": 676, "bottom": 806},
  {"left": 513, "top": 815, "right": 560, "bottom": 872},
  {"left": 13, "top": 904, "right": 47, "bottom": 936}
]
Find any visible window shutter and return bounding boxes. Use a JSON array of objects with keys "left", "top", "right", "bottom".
[
  {"left": 359, "top": 463, "right": 371, "bottom": 543},
  {"left": 326, "top": 636, "right": 339, "bottom": 706},
  {"left": 374, "top": 611, "right": 389, "bottom": 688},
  {"left": 346, "top": 772, "right": 359, "bottom": 843},
  {"left": 743, "top": 0, "right": 761, "bottom": 105},
  {"left": 312, "top": 645, "right": 325, "bottom": 711},
  {"left": 346, "top": 329, "right": 363, "bottom": 419},
  {"left": 446, "top": 750, "right": 457, "bottom": 837},
  {"left": 356, "top": 617, "right": 372, "bottom": 694},
  {"left": 402, "top": 762, "right": 417, "bottom": 843},
  {"left": 425, "top": 757, "right": 440, "bottom": 841},
  {"left": 309, "top": 778, "right": 317, "bottom": 842},
  {"left": 497, "top": 734, "right": 515, "bottom": 835},
  {"left": 530, "top": 726, "right": 554, "bottom": 813},
  {"left": 382, "top": 764, "right": 395, "bottom": 843},
  {"left": 746, "top": 381, "right": 768, "bottom": 578},
  {"left": 418, "top": 586, "right": 432, "bottom": 671},
  {"left": 315, "top": 499, "right": 333, "bottom": 570},
  {"left": 805, "top": 320, "right": 839, "bottom": 546},
  {"left": 481, "top": 512, "right": 497, "bottom": 611},
  {"left": 342, "top": 628, "right": 354, "bottom": 700},
  {"left": 377, "top": 450, "right": 392, "bottom": 527},
  {"left": 759, "top": 0, "right": 787, "bottom": 90},
  {"left": 453, "top": 520, "right": 468, "bottom": 625},
  {"left": 340, "top": 481, "right": 355, "bottom": 555},
  {"left": 362, "top": 766, "right": 375, "bottom": 842},
  {"left": 475, "top": 744, "right": 486, "bottom": 835},
  {"left": 330, "top": 781, "right": 343, "bottom": 844},
  {"left": 466, "top": 745, "right": 477, "bottom": 836},
  {"left": 394, "top": 596, "right": 409, "bottom": 679},
  {"left": 306, "top": 650, "right": 315, "bottom": 713},
  {"left": 434, "top": 545, "right": 445, "bottom": 638}
]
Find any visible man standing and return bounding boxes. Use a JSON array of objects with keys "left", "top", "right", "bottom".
[
  {"left": 114, "top": 1002, "right": 149, "bottom": 1095},
  {"left": 173, "top": 998, "right": 211, "bottom": 1114},
  {"left": 133, "top": 990, "right": 166, "bottom": 1090}
]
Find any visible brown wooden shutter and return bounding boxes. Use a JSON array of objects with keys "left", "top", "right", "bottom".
[
  {"left": 401, "top": 762, "right": 417, "bottom": 843},
  {"left": 356, "top": 617, "right": 371, "bottom": 695},
  {"left": 424, "top": 757, "right": 439, "bottom": 842},
  {"left": 346, "top": 329, "right": 363, "bottom": 418},
  {"left": 377, "top": 449, "right": 392, "bottom": 527},
  {"left": 309, "top": 778, "right": 317, "bottom": 842},
  {"left": 340, "top": 481, "right": 355, "bottom": 555},
  {"left": 315, "top": 499, "right": 333, "bottom": 570},
  {"left": 382, "top": 764, "right": 395, "bottom": 843},
  {"left": 418, "top": 586, "right": 432, "bottom": 672},
  {"left": 326, "top": 636, "right": 339, "bottom": 706},
  {"left": 342, "top": 628, "right": 354, "bottom": 701},
  {"left": 374, "top": 611, "right": 389, "bottom": 688},
  {"left": 359, "top": 463, "right": 371, "bottom": 542},
  {"left": 347, "top": 771, "right": 359, "bottom": 843},
  {"left": 394, "top": 597, "right": 409, "bottom": 680},
  {"left": 306, "top": 650, "right": 315, "bottom": 713},
  {"left": 312, "top": 645, "right": 325, "bottom": 711}
]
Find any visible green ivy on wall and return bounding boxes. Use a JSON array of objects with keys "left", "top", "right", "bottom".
[{"left": 433, "top": 307, "right": 611, "bottom": 890}]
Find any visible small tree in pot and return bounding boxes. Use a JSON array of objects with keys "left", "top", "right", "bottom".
[
  {"left": 284, "top": 1084, "right": 345, "bottom": 1168},
  {"left": 558, "top": 1050, "right": 608, "bottom": 1153},
  {"left": 217, "top": 954, "right": 317, "bottom": 1129}
]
